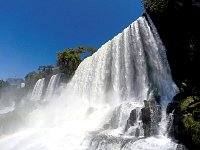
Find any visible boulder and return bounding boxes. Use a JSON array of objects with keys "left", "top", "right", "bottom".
[{"left": 141, "top": 99, "right": 161, "bottom": 136}]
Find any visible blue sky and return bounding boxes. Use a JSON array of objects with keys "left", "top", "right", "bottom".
[{"left": 0, "top": 0, "right": 143, "bottom": 80}]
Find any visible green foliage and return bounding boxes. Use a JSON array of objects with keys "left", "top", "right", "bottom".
[
  {"left": 142, "top": 0, "right": 191, "bottom": 13},
  {"left": 181, "top": 96, "right": 194, "bottom": 111},
  {"left": 183, "top": 115, "right": 200, "bottom": 145},
  {"left": 23, "top": 45, "right": 96, "bottom": 89},
  {"left": 57, "top": 48, "right": 81, "bottom": 80},
  {"left": 57, "top": 46, "right": 96, "bottom": 81},
  {"left": 142, "top": 0, "right": 169, "bottom": 13},
  {"left": 181, "top": 96, "right": 200, "bottom": 116},
  {"left": 180, "top": 96, "right": 200, "bottom": 145}
]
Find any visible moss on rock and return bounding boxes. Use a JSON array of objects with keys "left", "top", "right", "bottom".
[
  {"left": 168, "top": 94, "right": 200, "bottom": 148},
  {"left": 183, "top": 115, "right": 200, "bottom": 145},
  {"left": 142, "top": 0, "right": 169, "bottom": 13}
]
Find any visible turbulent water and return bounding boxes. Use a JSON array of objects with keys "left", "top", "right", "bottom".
[
  {"left": 44, "top": 74, "right": 61, "bottom": 101},
  {"left": 0, "top": 16, "right": 179, "bottom": 150},
  {"left": 30, "top": 78, "right": 45, "bottom": 101}
]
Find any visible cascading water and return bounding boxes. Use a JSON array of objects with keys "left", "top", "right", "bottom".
[
  {"left": 0, "top": 16, "right": 180, "bottom": 150},
  {"left": 0, "top": 101, "right": 15, "bottom": 115},
  {"left": 44, "top": 74, "right": 61, "bottom": 101},
  {"left": 30, "top": 78, "right": 45, "bottom": 101}
]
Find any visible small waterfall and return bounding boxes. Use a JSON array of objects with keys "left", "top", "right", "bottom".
[
  {"left": 44, "top": 74, "right": 61, "bottom": 101},
  {"left": 30, "top": 78, "right": 45, "bottom": 101},
  {"left": 166, "top": 109, "right": 175, "bottom": 135},
  {"left": 125, "top": 106, "right": 144, "bottom": 137},
  {"left": 145, "top": 13, "right": 178, "bottom": 137},
  {"left": 158, "top": 107, "right": 169, "bottom": 136}
]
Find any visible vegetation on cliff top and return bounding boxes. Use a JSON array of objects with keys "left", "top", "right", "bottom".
[{"left": 24, "top": 46, "right": 96, "bottom": 90}]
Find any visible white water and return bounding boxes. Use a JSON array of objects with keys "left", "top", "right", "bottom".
[
  {"left": 0, "top": 16, "right": 179, "bottom": 150},
  {"left": 30, "top": 78, "right": 45, "bottom": 101},
  {"left": 0, "top": 101, "right": 15, "bottom": 115},
  {"left": 44, "top": 74, "right": 61, "bottom": 101}
]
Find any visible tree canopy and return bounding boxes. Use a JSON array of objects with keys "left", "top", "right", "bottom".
[{"left": 57, "top": 46, "right": 96, "bottom": 81}]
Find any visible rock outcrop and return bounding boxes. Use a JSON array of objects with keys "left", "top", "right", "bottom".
[
  {"left": 126, "top": 92, "right": 161, "bottom": 137},
  {"left": 141, "top": 99, "right": 161, "bottom": 136},
  {"left": 167, "top": 92, "right": 200, "bottom": 149}
]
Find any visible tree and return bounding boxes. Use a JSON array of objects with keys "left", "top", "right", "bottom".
[{"left": 57, "top": 46, "right": 96, "bottom": 81}]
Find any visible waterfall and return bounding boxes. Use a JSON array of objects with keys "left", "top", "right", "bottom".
[
  {"left": 44, "top": 74, "right": 61, "bottom": 101},
  {"left": 0, "top": 16, "right": 179, "bottom": 150},
  {"left": 68, "top": 16, "right": 177, "bottom": 105},
  {"left": 166, "top": 109, "right": 175, "bottom": 135},
  {"left": 30, "top": 78, "right": 45, "bottom": 101}
]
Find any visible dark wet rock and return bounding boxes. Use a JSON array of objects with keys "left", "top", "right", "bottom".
[
  {"left": 108, "top": 102, "right": 140, "bottom": 131},
  {"left": 125, "top": 109, "right": 137, "bottom": 131},
  {"left": 176, "top": 144, "right": 188, "bottom": 150},
  {"left": 167, "top": 102, "right": 180, "bottom": 114},
  {"left": 168, "top": 93, "right": 200, "bottom": 149},
  {"left": 125, "top": 91, "right": 162, "bottom": 137},
  {"left": 173, "top": 92, "right": 191, "bottom": 102},
  {"left": 193, "top": 110, "right": 200, "bottom": 121},
  {"left": 141, "top": 99, "right": 161, "bottom": 137}
]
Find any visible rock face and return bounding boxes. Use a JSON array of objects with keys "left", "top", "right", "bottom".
[
  {"left": 176, "top": 144, "right": 189, "bottom": 150},
  {"left": 125, "top": 107, "right": 143, "bottom": 137},
  {"left": 141, "top": 99, "right": 161, "bottom": 136},
  {"left": 126, "top": 109, "right": 137, "bottom": 129},
  {"left": 167, "top": 92, "right": 200, "bottom": 149},
  {"left": 142, "top": 0, "right": 200, "bottom": 149},
  {"left": 125, "top": 94, "right": 161, "bottom": 137}
]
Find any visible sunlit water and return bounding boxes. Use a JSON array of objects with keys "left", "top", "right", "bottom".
[
  {"left": 0, "top": 16, "right": 179, "bottom": 150},
  {"left": 30, "top": 78, "right": 45, "bottom": 101}
]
